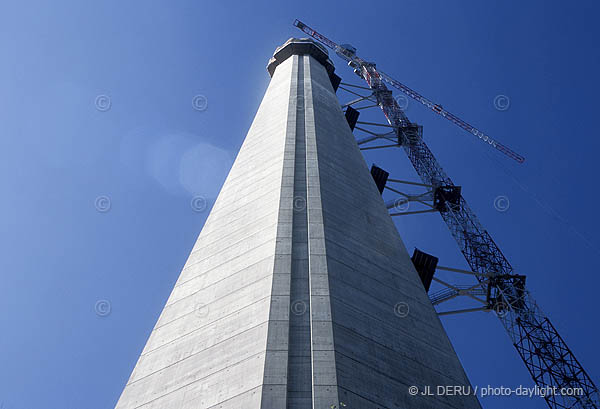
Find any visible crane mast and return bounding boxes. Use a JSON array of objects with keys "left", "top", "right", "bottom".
[{"left": 294, "top": 19, "right": 599, "bottom": 409}]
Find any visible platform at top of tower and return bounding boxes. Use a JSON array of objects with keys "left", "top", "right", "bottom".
[{"left": 267, "top": 37, "right": 335, "bottom": 77}]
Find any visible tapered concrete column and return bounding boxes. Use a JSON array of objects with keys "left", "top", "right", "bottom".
[{"left": 114, "top": 38, "right": 481, "bottom": 409}]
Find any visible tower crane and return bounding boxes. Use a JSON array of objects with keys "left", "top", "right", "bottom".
[
  {"left": 295, "top": 20, "right": 524, "bottom": 164},
  {"left": 294, "top": 19, "right": 598, "bottom": 409}
]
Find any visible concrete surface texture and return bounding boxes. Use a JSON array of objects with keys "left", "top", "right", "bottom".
[{"left": 114, "top": 38, "right": 481, "bottom": 409}]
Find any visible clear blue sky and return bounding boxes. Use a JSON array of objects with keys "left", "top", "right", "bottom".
[{"left": 1, "top": 1, "right": 598, "bottom": 408}]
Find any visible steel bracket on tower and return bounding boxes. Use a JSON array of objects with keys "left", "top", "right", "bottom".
[
  {"left": 426, "top": 263, "right": 527, "bottom": 317},
  {"left": 409, "top": 251, "right": 531, "bottom": 319},
  {"left": 369, "top": 165, "right": 466, "bottom": 219},
  {"left": 339, "top": 83, "right": 424, "bottom": 148},
  {"left": 344, "top": 106, "right": 360, "bottom": 131}
]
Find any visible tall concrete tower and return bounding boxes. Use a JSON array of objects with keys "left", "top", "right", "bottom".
[{"left": 115, "top": 38, "right": 481, "bottom": 409}]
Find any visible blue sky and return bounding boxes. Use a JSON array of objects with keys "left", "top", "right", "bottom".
[{"left": 1, "top": 1, "right": 599, "bottom": 408}]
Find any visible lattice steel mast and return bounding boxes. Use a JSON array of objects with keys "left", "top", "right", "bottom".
[{"left": 294, "top": 19, "right": 599, "bottom": 409}]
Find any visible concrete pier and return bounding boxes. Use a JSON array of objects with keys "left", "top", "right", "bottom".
[{"left": 114, "top": 38, "right": 481, "bottom": 409}]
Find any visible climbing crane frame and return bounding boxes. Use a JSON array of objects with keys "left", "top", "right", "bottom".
[{"left": 294, "top": 19, "right": 599, "bottom": 409}]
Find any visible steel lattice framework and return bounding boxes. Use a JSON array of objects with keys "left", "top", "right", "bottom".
[{"left": 294, "top": 19, "right": 599, "bottom": 409}]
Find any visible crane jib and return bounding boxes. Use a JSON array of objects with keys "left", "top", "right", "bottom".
[{"left": 298, "top": 17, "right": 526, "bottom": 163}]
